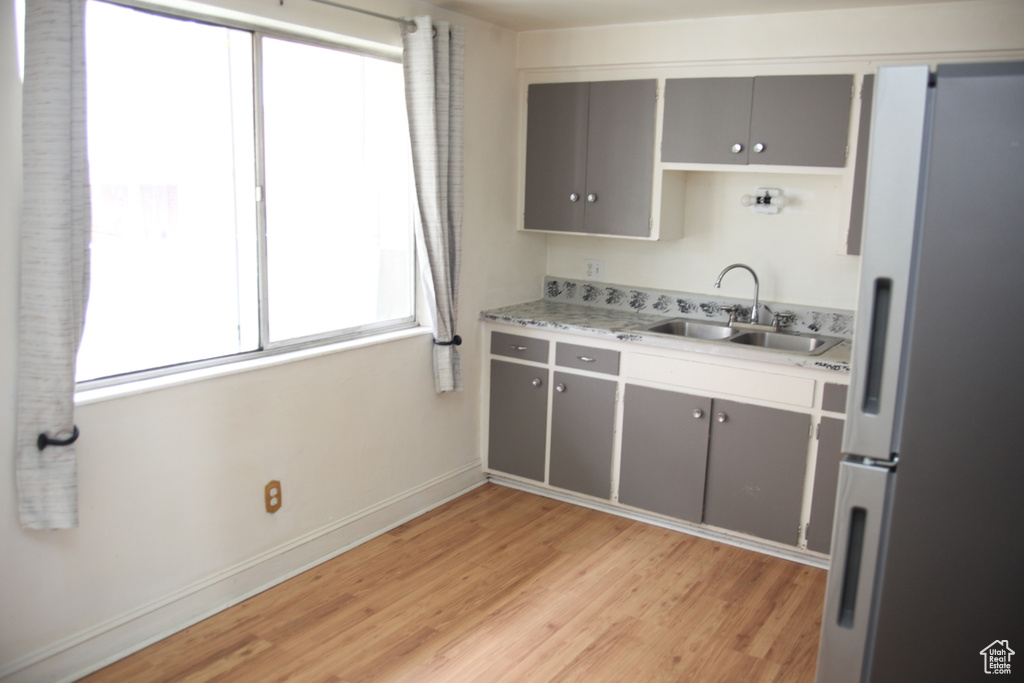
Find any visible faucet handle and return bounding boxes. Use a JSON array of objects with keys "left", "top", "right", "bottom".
[
  {"left": 772, "top": 311, "right": 796, "bottom": 331},
  {"left": 721, "top": 305, "right": 741, "bottom": 325}
]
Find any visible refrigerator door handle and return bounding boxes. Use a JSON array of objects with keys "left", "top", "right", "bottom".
[
  {"left": 843, "top": 66, "right": 931, "bottom": 461},
  {"left": 816, "top": 459, "right": 896, "bottom": 683},
  {"left": 860, "top": 278, "right": 892, "bottom": 417}
]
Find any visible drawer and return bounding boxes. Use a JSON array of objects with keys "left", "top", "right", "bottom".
[
  {"left": 555, "top": 342, "right": 620, "bottom": 375},
  {"left": 822, "top": 382, "right": 849, "bottom": 413},
  {"left": 491, "top": 331, "right": 549, "bottom": 363}
]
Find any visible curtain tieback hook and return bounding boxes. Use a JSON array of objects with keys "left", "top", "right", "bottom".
[{"left": 37, "top": 425, "right": 80, "bottom": 450}]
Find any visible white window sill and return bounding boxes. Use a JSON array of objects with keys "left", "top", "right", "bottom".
[{"left": 75, "top": 326, "right": 434, "bottom": 406}]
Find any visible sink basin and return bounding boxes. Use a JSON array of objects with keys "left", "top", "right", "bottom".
[
  {"left": 638, "top": 318, "right": 738, "bottom": 341},
  {"left": 728, "top": 331, "right": 842, "bottom": 355},
  {"left": 634, "top": 318, "right": 843, "bottom": 356}
]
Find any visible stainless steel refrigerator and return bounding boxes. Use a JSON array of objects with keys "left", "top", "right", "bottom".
[{"left": 816, "top": 62, "right": 1024, "bottom": 682}]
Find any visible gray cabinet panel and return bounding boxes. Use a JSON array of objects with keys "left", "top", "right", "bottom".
[
  {"left": 487, "top": 360, "right": 548, "bottom": 482},
  {"left": 619, "top": 385, "right": 711, "bottom": 522},
  {"left": 703, "top": 399, "right": 811, "bottom": 545},
  {"left": 748, "top": 74, "right": 853, "bottom": 168},
  {"left": 491, "top": 331, "right": 549, "bottom": 364},
  {"left": 821, "top": 382, "right": 849, "bottom": 413},
  {"left": 846, "top": 74, "right": 874, "bottom": 255},
  {"left": 584, "top": 79, "right": 657, "bottom": 236},
  {"left": 524, "top": 79, "right": 656, "bottom": 237},
  {"left": 524, "top": 82, "right": 589, "bottom": 233},
  {"left": 549, "top": 371, "right": 617, "bottom": 499},
  {"left": 555, "top": 342, "right": 620, "bottom": 375},
  {"left": 807, "top": 417, "right": 845, "bottom": 553},
  {"left": 662, "top": 77, "right": 754, "bottom": 164},
  {"left": 662, "top": 74, "right": 852, "bottom": 168}
]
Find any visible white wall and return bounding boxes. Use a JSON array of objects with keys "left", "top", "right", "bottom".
[
  {"left": 0, "top": 1, "right": 543, "bottom": 680},
  {"left": 519, "top": 0, "right": 1024, "bottom": 311}
]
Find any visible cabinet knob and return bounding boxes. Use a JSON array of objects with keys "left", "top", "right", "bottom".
[
  {"left": 716, "top": 412, "right": 728, "bottom": 423},
  {"left": 569, "top": 192, "right": 580, "bottom": 203},
  {"left": 752, "top": 142, "right": 765, "bottom": 154},
  {"left": 555, "top": 383, "right": 567, "bottom": 393},
  {"left": 731, "top": 143, "right": 743, "bottom": 154},
  {"left": 531, "top": 378, "right": 542, "bottom": 388},
  {"left": 586, "top": 193, "right": 598, "bottom": 203},
  {"left": 693, "top": 408, "right": 704, "bottom": 419}
]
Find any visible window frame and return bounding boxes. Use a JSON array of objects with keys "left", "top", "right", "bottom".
[{"left": 76, "top": 0, "right": 420, "bottom": 391}]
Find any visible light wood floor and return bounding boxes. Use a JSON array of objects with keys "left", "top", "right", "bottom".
[{"left": 81, "top": 484, "right": 827, "bottom": 682}]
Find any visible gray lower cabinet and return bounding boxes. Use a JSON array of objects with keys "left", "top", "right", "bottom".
[
  {"left": 524, "top": 79, "right": 656, "bottom": 237},
  {"left": 487, "top": 359, "right": 548, "bottom": 482},
  {"left": 619, "top": 385, "right": 711, "bottom": 522},
  {"left": 662, "top": 74, "right": 853, "bottom": 168},
  {"left": 806, "top": 416, "right": 845, "bottom": 553},
  {"left": 702, "top": 398, "right": 812, "bottom": 545},
  {"left": 549, "top": 371, "right": 617, "bottom": 499}
]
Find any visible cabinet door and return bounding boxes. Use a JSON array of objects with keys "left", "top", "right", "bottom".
[
  {"left": 703, "top": 399, "right": 811, "bottom": 545},
  {"left": 846, "top": 74, "right": 874, "bottom": 255},
  {"left": 619, "top": 385, "right": 711, "bottom": 522},
  {"left": 549, "top": 371, "right": 617, "bottom": 499},
  {"left": 807, "top": 417, "right": 845, "bottom": 553},
  {"left": 523, "top": 82, "right": 589, "bottom": 233},
  {"left": 584, "top": 79, "right": 657, "bottom": 236},
  {"left": 487, "top": 360, "right": 549, "bottom": 482},
  {"left": 662, "top": 77, "right": 754, "bottom": 164},
  {"left": 747, "top": 74, "right": 853, "bottom": 168}
]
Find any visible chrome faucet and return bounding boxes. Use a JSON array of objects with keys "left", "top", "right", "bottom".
[{"left": 714, "top": 263, "right": 760, "bottom": 325}]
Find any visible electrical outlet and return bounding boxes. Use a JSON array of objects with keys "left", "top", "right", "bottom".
[
  {"left": 265, "top": 480, "right": 282, "bottom": 513},
  {"left": 584, "top": 258, "right": 604, "bottom": 281}
]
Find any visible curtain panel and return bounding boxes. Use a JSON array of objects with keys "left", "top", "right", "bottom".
[
  {"left": 16, "top": 0, "right": 91, "bottom": 529},
  {"left": 401, "top": 16, "right": 465, "bottom": 393}
]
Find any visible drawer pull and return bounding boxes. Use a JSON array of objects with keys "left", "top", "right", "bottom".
[
  {"left": 510, "top": 345, "right": 528, "bottom": 351},
  {"left": 577, "top": 355, "right": 596, "bottom": 362}
]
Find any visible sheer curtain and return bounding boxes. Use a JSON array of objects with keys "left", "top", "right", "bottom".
[
  {"left": 401, "top": 16, "right": 465, "bottom": 393},
  {"left": 16, "top": 0, "right": 91, "bottom": 529}
]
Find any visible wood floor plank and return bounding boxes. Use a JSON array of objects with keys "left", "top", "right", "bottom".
[{"left": 80, "top": 484, "right": 828, "bottom": 683}]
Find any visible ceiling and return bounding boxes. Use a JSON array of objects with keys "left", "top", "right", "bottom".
[{"left": 426, "top": 0, "right": 976, "bottom": 31}]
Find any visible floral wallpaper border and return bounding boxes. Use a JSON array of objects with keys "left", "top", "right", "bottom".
[{"left": 543, "top": 276, "right": 856, "bottom": 338}]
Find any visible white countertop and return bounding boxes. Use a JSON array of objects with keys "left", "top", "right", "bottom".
[{"left": 481, "top": 299, "right": 852, "bottom": 374}]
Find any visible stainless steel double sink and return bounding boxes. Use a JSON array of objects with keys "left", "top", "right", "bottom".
[{"left": 635, "top": 318, "right": 843, "bottom": 356}]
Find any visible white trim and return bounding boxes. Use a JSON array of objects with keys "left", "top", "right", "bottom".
[{"left": 0, "top": 463, "right": 485, "bottom": 683}]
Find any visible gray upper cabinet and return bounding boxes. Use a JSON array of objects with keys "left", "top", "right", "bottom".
[
  {"left": 846, "top": 74, "right": 875, "bottom": 255},
  {"left": 702, "top": 398, "right": 811, "bottom": 545},
  {"left": 524, "top": 79, "right": 657, "bottom": 237},
  {"left": 523, "top": 82, "right": 589, "bottom": 234},
  {"left": 619, "top": 385, "right": 711, "bottom": 523},
  {"left": 662, "top": 74, "right": 854, "bottom": 168},
  {"left": 661, "top": 77, "right": 755, "bottom": 165}
]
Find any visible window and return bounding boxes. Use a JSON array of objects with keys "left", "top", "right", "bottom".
[{"left": 76, "top": 1, "right": 416, "bottom": 383}]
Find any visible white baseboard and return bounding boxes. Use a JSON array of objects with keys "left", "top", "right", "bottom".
[{"left": 0, "top": 463, "right": 485, "bottom": 683}]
